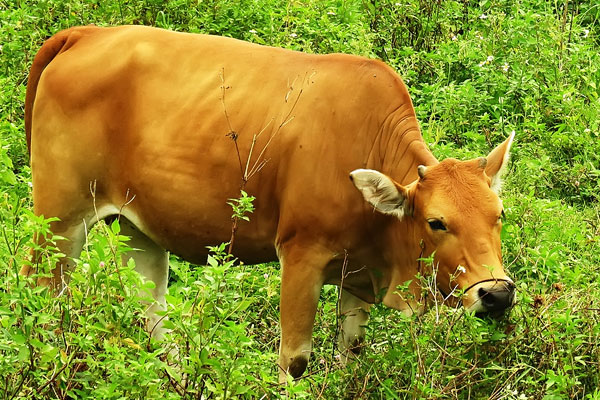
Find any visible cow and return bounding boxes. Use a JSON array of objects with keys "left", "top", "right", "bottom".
[{"left": 21, "top": 25, "right": 516, "bottom": 381}]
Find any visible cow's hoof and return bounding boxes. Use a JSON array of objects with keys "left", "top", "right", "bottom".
[
  {"left": 288, "top": 355, "right": 308, "bottom": 378},
  {"left": 349, "top": 338, "right": 364, "bottom": 355}
]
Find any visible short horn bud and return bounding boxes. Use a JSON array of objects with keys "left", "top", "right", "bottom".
[{"left": 478, "top": 157, "right": 488, "bottom": 169}]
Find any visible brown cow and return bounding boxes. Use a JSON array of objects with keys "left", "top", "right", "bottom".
[{"left": 22, "top": 25, "right": 515, "bottom": 381}]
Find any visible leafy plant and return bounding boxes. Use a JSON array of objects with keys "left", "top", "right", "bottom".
[{"left": 0, "top": 0, "right": 599, "bottom": 398}]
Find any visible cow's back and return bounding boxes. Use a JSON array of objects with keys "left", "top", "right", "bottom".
[{"left": 30, "top": 25, "right": 413, "bottom": 263}]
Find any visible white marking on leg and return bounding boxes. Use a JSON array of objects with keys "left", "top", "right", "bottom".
[
  {"left": 119, "top": 219, "right": 170, "bottom": 340},
  {"left": 52, "top": 222, "right": 87, "bottom": 293},
  {"left": 338, "top": 289, "right": 370, "bottom": 365}
]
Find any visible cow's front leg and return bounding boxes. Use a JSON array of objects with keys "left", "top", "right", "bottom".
[
  {"left": 277, "top": 248, "right": 327, "bottom": 383},
  {"left": 337, "top": 289, "right": 371, "bottom": 365}
]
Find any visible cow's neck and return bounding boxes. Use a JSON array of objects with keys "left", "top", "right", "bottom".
[{"left": 375, "top": 106, "right": 438, "bottom": 186}]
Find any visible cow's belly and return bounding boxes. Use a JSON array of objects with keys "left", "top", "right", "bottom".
[
  {"left": 118, "top": 194, "right": 279, "bottom": 265},
  {"left": 148, "top": 218, "right": 278, "bottom": 266},
  {"left": 105, "top": 147, "right": 280, "bottom": 265}
]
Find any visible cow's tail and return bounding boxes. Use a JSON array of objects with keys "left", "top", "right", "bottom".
[{"left": 25, "top": 27, "right": 99, "bottom": 154}]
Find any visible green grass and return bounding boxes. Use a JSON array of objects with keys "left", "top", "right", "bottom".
[{"left": 1, "top": 0, "right": 599, "bottom": 398}]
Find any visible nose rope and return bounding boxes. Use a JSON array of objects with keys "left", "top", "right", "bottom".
[
  {"left": 461, "top": 278, "right": 514, "bottom": 295},
  {"left": 417, "top": 239, "right": 425, "bottom": 276},
  {"left": 417, "top": 239, "right": 431, "bottom": 301},
  {"left": 415, "top": 241, "right": 513, "bottom": 300}
]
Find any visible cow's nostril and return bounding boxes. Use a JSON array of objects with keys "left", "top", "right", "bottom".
[
  {"left": 478, "top": 285, "right": 513, "bottom": 313},
  {"left": 478, "top": 287, "right": 494, "bottom": 307}
]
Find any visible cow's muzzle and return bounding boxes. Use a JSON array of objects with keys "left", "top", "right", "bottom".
[{"left": 463, "top": 278, "right": 516, "bottom": 316}]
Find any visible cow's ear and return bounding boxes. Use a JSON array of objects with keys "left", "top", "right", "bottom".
[
  {"left": 484, "top": 131, "right": 515, "bottom": 194},
  {"left": 350, "top": 169, "right": 409, "bottom": 218}
]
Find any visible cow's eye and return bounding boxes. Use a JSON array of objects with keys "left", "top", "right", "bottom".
[
  {"left": 497, "top": 209, "right": 506, "bottom": 224},
  {"left": 428, "top": 219, "right": 446, "bottom": 231}
]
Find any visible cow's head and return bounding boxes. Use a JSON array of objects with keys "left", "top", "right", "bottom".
[{"left": 350, "top": 133, "right": 515, "bottom": 316}]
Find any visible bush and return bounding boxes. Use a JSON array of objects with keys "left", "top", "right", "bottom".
[{"left": 1, "top": 0, "right": 599, "bottom": 398}]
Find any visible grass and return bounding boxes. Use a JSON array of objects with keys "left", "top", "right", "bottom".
[{"left": 0, "top": 0, "right": 599, "bottom": 398}]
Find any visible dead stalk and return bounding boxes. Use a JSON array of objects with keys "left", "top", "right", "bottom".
[{"left": 219, "top": 68, "right": 306, "bottom": 254}]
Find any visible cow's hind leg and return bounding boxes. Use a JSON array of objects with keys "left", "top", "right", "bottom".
[
  {"left": 21, "top": 219, "right": 87, "bottom": 290},
  {"left": 119, "top": 218, "right": 170, "bottom": 340},
  {"left": 337, "top": 290, "right": 370, "bottom": 365}
]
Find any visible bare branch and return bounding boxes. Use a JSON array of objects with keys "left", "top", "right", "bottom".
[
  {"left": 219, "top": 70, "right": 309, "bottom": 254},
  {"left": 247, "top": 85, "right": 304, "bottom": 179},
  {"left": 220, "top": 68, "right": 244, "bottom": 178}
]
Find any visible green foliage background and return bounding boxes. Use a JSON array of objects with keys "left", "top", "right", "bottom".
[{"left": 0, "top": 0, "right": 599, "bottom": 398}]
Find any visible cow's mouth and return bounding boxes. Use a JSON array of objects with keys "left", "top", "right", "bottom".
[{"left": 462, "top": 278, "right": 516, "bottom": 316}]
